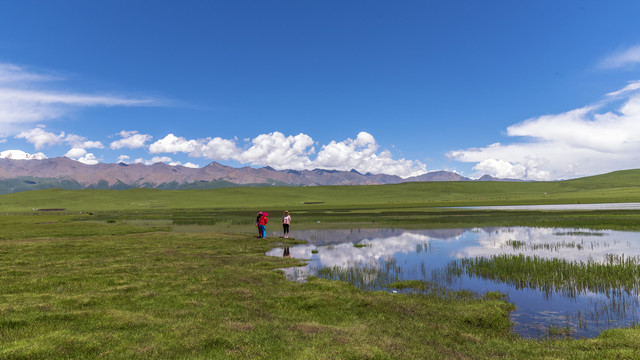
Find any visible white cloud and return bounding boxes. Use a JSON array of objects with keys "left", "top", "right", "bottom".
[
  {"left": 151, "top": 156, "right": 173, "bottom": 164},
  {"left": 314, "top": 132, "right": 426, "bottom": 177},
  {"left": 16, "top": 126, "right": 65, "bottom": 150},
  {"left": 606, "top": 80, "right": 640, "bottom": 97},
  {"left": 13, "top": 122, "right": 426, "bottom": 176},
  {"left": 448, "top": 82, "right": 640, "bottom": 180},
  {"left": 473, "top": 159, "right": 527, "bottom": 179},
  {"left": 196, "top": 137, "right": 240, "bottom": 160},
  {"left": 117, "top": 155, "right": 130, "bottom": 164},
  {"left": 236, "top": 132, "right": 315, "bottom": 169},
  {"left": 81, "top": 141, "right": 104, "bottom": 149},
  {"left": 64, "top": 147, "right": 99, "bottom": 165},
  {"left": 148, "top": 133, "right": 200, "bottom": 154},
  {"left": 149, "top": 134, "right": 240, "bottom": 161},
  {"left": 64, "top": 134, "right": 104, "bottom": 149},
  {"left": 134, "top": 156, "right": 172, "bottom": 166},
  {"left": 0, "top": 64, "right": 58, "bottom": 84},
  {"left": 146, "top": 131, "right": 426, "bottom": 177},
  {"left": 599, "top": 45, "right": 640, "bottom": 69},
  {"left": 15, "top": 125, "right": 104, "bottom": 152},
  {"left": 65, "top": 147, "right": 87, "bottom": 158},
  {"left": 110, "top": 130, "right": 153, "bottom": 150},
  {"left": 315, "top": 132, "right": 378, "bottom": 169},
  {"left": 0, "top": 63, "right": 157, "bottom": 134},
  {"left": 76, "top": 153, "right": 99, "bottom": 165},
  {"left": 132, "top": 156, "right": 197, "bottom": 168},
  {"left": 64, "top": 147, "right": 100, "bottom": 165}
]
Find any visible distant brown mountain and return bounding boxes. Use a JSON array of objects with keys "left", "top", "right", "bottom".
[
  {"left": 403, "top": 170, "right": 471, "bottom": 182},
  {"left": 0, "top": 157, "right": 517, "bottom": 194}
]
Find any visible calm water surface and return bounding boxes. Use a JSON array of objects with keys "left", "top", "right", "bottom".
[
  {"left": 267, "top": 227, "right": 640, "bottom": 338},
  {"left": 454, "top": 202, "right": 640, "bottom": 210}
]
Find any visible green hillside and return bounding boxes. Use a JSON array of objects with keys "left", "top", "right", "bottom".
[{"left": 0, "top": 176, "right": 288, "bottom": 194}]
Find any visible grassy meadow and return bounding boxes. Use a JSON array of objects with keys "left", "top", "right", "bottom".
[
  {"left": 1, "top": 169, "right": 640, "bottom": 212},
  {"left": 3, "top": 170, "right": 640, "bottom": 358}
]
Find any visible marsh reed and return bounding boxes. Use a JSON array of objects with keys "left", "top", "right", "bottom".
[{"left": 444, "top": 253, "right": 640, "bottom": 297}]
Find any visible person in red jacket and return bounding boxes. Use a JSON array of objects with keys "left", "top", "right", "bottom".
[
  {"left": 258, "top": 212, "right": 268, "bottom": 238},
  {"left": 255, "top": 212, "right": 263, "bottom": 237}
]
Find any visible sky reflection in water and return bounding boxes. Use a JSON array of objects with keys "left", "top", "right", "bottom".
[{"left": 266, "top": 227, "right": 640, "bottom": 338}]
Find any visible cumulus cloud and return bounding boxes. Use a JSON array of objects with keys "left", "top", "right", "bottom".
[
  {"left": 148, "top": 134, "right": 240, "bottom": 161},
  {"left": 13, "top": 125, "right": 423, "bottom": 176},
  {"left": 134, "top": 156, "right": 171, "bottom": 165},
  {"left": 64, "top": 134, "right": 104, "bottom": 149},
  {"left": 65, "top": 147, "right": 87, "bottom": 158},
  {"left": 195, "top": 137, "right": 240, "bottom": 160},
  {"left": 76, "top": 153, "right": 99, "bottom": 165},
  {"left": 110, "top": 130, "right": 153, "bottom": 150},
  {"left": 448, "top": 82, "right": 640, "bottom": 180},
  {"left": 0, "top": 63, "right": 157, "bottom": 133},
  {"left": 599, "top": 45, "right": 640, "bottom": 69},
  {"left": 15, "top": 125, "right": 104, "bottom": 152},
  {"left": 315, "top": 132, "right": 377, "bottom": 169},
  {"left": 132, "top": 156, "right": 197, "bottom": 168},
  {"left": 148, "top": 133, "right": 200, "bottom": 154},
  {"left": 147, "top": 131, "right": 426, "bottom": 178},
  {"left": 314, "top": 132, "right": 426, "bottom": 177},
  {"left": 236, "top": 132, "right": 315, "bottom": 169},
  {"left": 64, "top": 147, "right": 99, "bottom": 165},
  {"left": 16, "top": 126, "right": 65, "bottom": 150}
]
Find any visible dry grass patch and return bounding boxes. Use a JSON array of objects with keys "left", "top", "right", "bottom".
[
  {"left": 291, "top": 322, "right": 327, "bottom": 335},
  {"left": 226, "top": 321, "right": 255, "bottom": 332}
]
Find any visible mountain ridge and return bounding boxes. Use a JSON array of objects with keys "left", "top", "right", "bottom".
[{"left": 0, "top": 157, "right": 521, "bottom": 194}]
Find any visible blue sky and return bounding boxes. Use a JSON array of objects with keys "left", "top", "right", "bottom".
[{"left": 1, "top": 1, "right": 640, "bottom": 180}]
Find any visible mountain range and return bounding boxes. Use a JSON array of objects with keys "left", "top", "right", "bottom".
[{"left": 0, "top": 153, "right": 521, "bottom": 194}]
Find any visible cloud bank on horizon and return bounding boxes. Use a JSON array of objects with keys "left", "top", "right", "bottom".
[
  {"left": 448, "top": 78, "right": 640, "bottom": 180},
  {"left": 2, "top": 42, "right": 640, "bottom": 181}
]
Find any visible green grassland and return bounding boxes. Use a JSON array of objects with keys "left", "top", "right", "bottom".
[
  {"left": 2, "top": 218, "right": 640, "bottom": 359},
  {"left": 2, "top": 169, "right": 640, "bottom": 212},
  {"left": 3, "top": 170, "right": 640, "bottom": 358}
]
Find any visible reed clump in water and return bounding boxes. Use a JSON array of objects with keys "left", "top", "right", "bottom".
[
  {"left": 504, "top": 239, "right": 589, "bottom": 252},
  {"left": 313, "top": 258, "right": 403, "bottom": 291},
  {"left": 445, "top": 254, "right": 640, "bottom": 297}
]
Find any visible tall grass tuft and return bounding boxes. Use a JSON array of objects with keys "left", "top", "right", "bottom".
[
  {"left": 443, "top": 254, "right": 640, "bottom": 298},
  {"left": 313, "top": 258, "right": 403, "bottom": 291}
]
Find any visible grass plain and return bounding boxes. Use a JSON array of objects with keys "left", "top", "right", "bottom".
[{"left": 3, "top": 169, "right": 640, "bottom": 358}]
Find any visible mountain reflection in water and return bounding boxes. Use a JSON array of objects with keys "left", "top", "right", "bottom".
[{"left": 267, "top": 227, "right": 640, "bottom": 338}]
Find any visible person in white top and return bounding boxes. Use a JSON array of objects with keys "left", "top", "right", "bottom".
[{"left": 282, "top": 210, "right": 291, "bottom": 238}]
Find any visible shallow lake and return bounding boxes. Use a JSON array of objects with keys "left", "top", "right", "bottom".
[
  {"left": 454, "top": 202, "right": 640, "bottom": 210},
  {"left": 266, "top": 227, "right": 640, "bottom": 338}
]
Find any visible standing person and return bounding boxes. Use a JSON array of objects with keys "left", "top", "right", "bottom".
[
  {"left": 282, "top": 210, "right": 291, "bottom": 238},
  {"left": 258, "top": 212, "right": 269, "bottom": 239},
  {"left": 255, "top": 212, "right": 263, "bottom": 237}
]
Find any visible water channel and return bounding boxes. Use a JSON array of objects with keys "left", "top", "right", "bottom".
[{"left": 266, "top": 227, "right": 640, "bottom": 338}]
